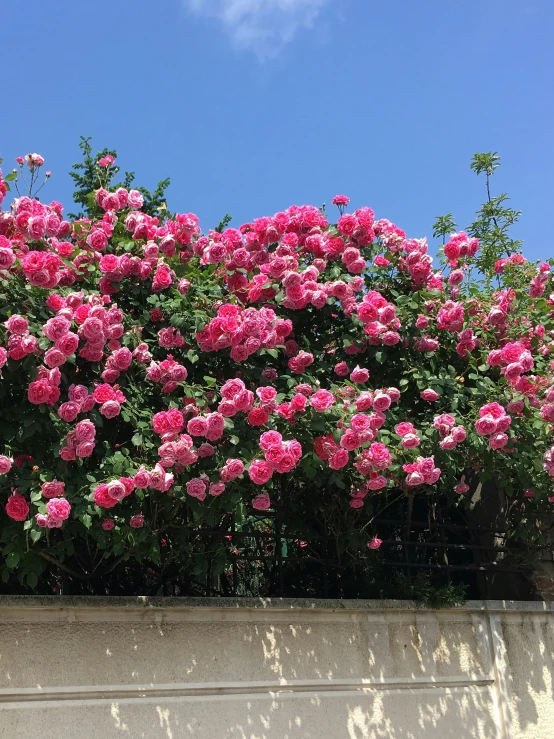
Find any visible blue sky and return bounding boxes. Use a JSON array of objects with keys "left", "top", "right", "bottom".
[{"left": 1, "top": 0, "right": 552, "bottom": 260}]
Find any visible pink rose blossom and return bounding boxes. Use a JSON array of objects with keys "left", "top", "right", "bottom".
[
  {"left": 0, "top": 455, "right": 13, "bottom": 474},
  {"left": 5, "top": 494, "right": 29, "bottom": 521},
  {"left": 252, "top": 493, "right": 271, "bottom": 510},
  {"left": 420, "top": 389, "right": 440, "bottom": 402},
  {"left": 367, "top": 536, "right": 382, "bottom": 550},
  {"left": 46, "top": 497, "right": 71, "bottom": 522}
]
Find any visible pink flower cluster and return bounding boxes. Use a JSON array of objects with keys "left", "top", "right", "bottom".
[
  {"left": 152, "top": 409, "right": 185, "bottom": 440},
  {"left": 92, "top": 383, "right": 126, "bottom": 419},
  {"left": 4, "top": 314, "right": 39, "bottom": 362},
  {"left": 35, "top": 497, "right": 71, "bottom": 529},
  {"left": 443, "top": 231, "right": 479, "bottom": 265},
  {"left": 93, "top": 477, "right": 135, "bottom": 509},
  {"left": 433, "top": 414, "right": 467, "bottom": 450},
  {"left": 394, "top": 422, "right": 421, "bottom": 450},
  {"left": 60, "top": 419, "right": 97, "bottom": 460},
  {"left": 403, "top": 457, "right": 442, "bottom": 487},
  {"left": 158, "top": 434, "right": 198, "bottom": 468},
  {"left": 487, "top": 341, "right": 534, "bottom": 387},
  {"left": 145, "top": 355, "right": 188, "bottom": 393},
  {"left": 196, "top": 304, "right": 292, "bottom": 362},
  {"left": 28, "top": 366, "right": 62, "bottom": 406},
  {"left": 356, "top": 290, "right": 401, "bottom": 346},
  {"left": 248, "top": 431, "right": 302, "bottom": 484},
  {"left": 474, "top": 403, "right": 512, "bottom": 450},
  {"left": 217, "top": 378, "right": 254, "bottom": 418}
]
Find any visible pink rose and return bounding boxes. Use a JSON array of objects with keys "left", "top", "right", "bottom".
[
  {"left": 128, "top": 190, "right": 144, "bottom": 209},
  {"left": 248, "top": 408, "right": 270, "bottom": 426},
  {"left": 56, "top": 332, "right": 79, "bottom": 356},
  {"left": 177, "top": 278, "right": 191, "bottom": 294},
  {"left": 454, "top": 476, "right": 470, "bottom": 494},
  {"left": 439, "top": 436, "right": 457, "bottom": 450},
  {"left": 57, "top": 401, "right": 81, "bottom": 422},
  {"left": 107, "top": 480, "right": 127, "bottom": 500},
  {"left": 186, "top": 478, "right": 207, "bottom": 499},
  {"left": 41, "top": 480, "right": 65, "bottom": 498},
  {"left": 134, "top": 467, "right": 152, "bottom": 489},
  {"left": 368, "top": 536, "right": 382, "bottom": 550},
  {"left": 340, "top": 429, "right": 361, "bottom": 451},
  {"left": 187, "top": 416, "right": 208, "bottom": 437},
  {"left": 372, "top": 392, "right": 392, "bottom": 412},
  {"left": 209, "top": 482, "right": 226, "bottom": 496},
  {"left": 334, "top": 361, "right": 349, "bottom": 377},
  {"left": 75, "top": 419, "right": 96, "bottom": 442},
  {"left": 489, "top": 432, "right": 509, "bottom": 450},
  {"left": 475, "top": 415, "right": 497, "bottom": 436},
  {"left": 94, "top": 484, "right": 117, "bottom": 509},
  {"left": 5, "top": 314, "right": 29, "bottom": 335},
  {"left": 479, "top": 402, "right": 506, "bottom": 419},
  {"left": 221, "top": 378, "right": 246, "bottom": 399},
  {"left": 395, "top": 422, "right": 414, "bottom": 437},
  {"left": 93, "top": 384, "right": 115, "bottom": 404},
  {"left": 252, "top": 493, "right": 271, "bottom": 511},
  {"left": 100, "top": 400, "right": 121, "bottom": 419},
  {"left": 220, "top": 458, "right": 245, "bottom": 481},
  {"left": 46, "top": 497, "right": 71, "bottom": 522},
  {"left": 0, "top": 455, "right": 13, "bottom": 474},
  {"left": 43, "top": 315, "right": 71, "bottom": 341},
  {"left": 329, "top": 449, "right": 349, "bottom": 470},
  {"left": 406, "top": 471, "right": 425, "bottom": 487},
  {"left": 451, "top": 426, "right": 466, "bottom": 443},
  {"left": 350, "top": 366, "right": 370, "bottom": 383},
  {"left": 206, "top": 412, "right": 225, "bottom": 439},
  {"left": 259, "top": 431, "right": 283, "bottom": 450},
  {"left": 256, "top": 386, "right": 277, "bottom": 403},
  {"left": 76, "top": 441, "right": 95, "bottom": 458},
  {"left": 102, "top": 519, "right": 115, "bottom": 531},
  {"left": 5, "top": 494, "right": 29, "bottom": 521},
  {"left": 197, "top": 443, "right": 215, "bottom": 458},
  {"left": 495, "top": 415, "right": 512, "bottom": 433},
  {"left": 166, "top": 408, "right": 184, "bottom": 431},
  {"left": 27, "top": 379, "right": 52, "bottom": 405},
  {"left": 351, "top": 414, "right": 371, "bottom": 432},
  {"left": 367, "top": 475, "right": 387, "bottom": 491},
  {"left": 355, "top": 392, "right": 373, "bottom": 411},
  {"left": 401, "top": 433, "right": 420, "bottom": 449},
  {"left": 368, "top": 442, "right": 392, "bottom": 470},
  {"left": 310, "top": 389, "right": 336, "bottom": 412},
  {"left": 248, "top": 460, "right": 273, "bottom": 485},
  {"left": 420, "top": 389, "right": 440, "bottom": 402},
  {"left": 130, "top": 514, "right": 145, "bottom": 528}
]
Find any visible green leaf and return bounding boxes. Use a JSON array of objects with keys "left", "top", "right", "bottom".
[{"left": 6, "top": 551, "right": 19, "bottom": 569}]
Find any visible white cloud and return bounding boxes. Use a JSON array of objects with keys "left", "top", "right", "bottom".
[{"left": 185, "top": 0, "right": 331, "bottom": 57}]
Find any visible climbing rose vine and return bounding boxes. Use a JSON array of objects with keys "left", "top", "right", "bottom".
[{"left": 0, "top": 143, "right": 553, "bottom": 591}]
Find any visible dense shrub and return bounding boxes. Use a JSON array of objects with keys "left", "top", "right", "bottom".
[{"left": 0, "top": 142, "right": 553, "bottom": 593}]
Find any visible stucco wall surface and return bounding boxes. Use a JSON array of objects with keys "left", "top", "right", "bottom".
[{"left": 0, "top": 597, "right": 552, "bottom": 739}]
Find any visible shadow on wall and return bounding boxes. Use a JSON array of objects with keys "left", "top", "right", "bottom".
[{"left": 1, "top": 606, "right": 553, "bottom": 738}]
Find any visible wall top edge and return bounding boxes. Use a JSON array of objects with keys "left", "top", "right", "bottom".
[{"left": 0, "top": 596, "right": 551, "bottom": 614}]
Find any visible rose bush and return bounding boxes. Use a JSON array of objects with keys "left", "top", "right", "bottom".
[{"left": 0, "top": 143, "right": 553, "bottom": 594}]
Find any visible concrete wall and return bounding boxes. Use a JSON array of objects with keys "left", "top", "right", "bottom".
[{"left": 0, "top": 597, "right": 552, "bottom": 739}]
